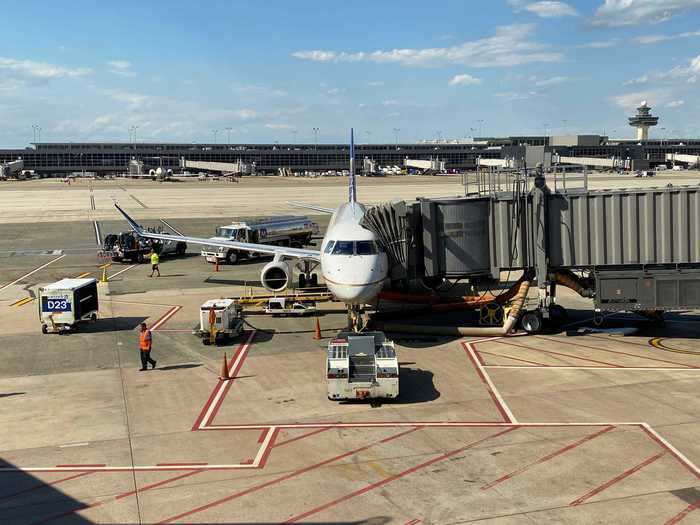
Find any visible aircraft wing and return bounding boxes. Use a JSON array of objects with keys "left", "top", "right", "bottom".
[
  {"left": 288, "top": 201, "right": 336, "bottom": 214},
  {"left": 114, "top": 204, "right": 321, "bottom": 261}
]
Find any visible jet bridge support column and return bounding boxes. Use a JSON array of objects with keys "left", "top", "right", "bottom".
[{"left": 532, "top": 166, "right": 552, "bottom": 319}]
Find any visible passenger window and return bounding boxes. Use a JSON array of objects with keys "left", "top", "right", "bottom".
[
  {"left": 332, "top": 241, "right": 354, "bottom": 255},
  {"left": 355, "top": 241, "right": 376, "bottom": 255},
  {"left": 324, "top": 241, "right": 335, "bottom": 254}
]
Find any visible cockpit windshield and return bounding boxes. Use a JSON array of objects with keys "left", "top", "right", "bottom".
[
  {"left": 328, "top": 240, "right": 380, "bottom": 255},
  {"left": 331, "top": 240, "right": 354, "bottom": 255}
]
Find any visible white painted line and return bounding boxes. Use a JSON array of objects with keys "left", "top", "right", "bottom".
[
  {"left": 464, "top": 341, "right": 518, "bottom": 424},
  {"left": 0, "top": 464, "right": 259, "bottom": 473},
  {"left": 252, "top": 426, "right": 277, "bottom": 466},
  {"left": 483, "top": 365, "right": 700, "bottom": 371},
  {"left": 0, "top": 254, "right": 66, "bottom": 293},
  {"left": 199, "top": 331, "right": 256, "bottom": 429},
  {"left": 93, "top": 220, "right": 101, "bottom": 245},
  {"left": 107, "top": 264, "right": 136, "bottom": 281},
  {"left": 207, "top": 421, "right": 646, "bottom": 430},
  {"left": 59, "top": 442, "right": 89, "bottom": 448},
  {"left": 641, "top": 423, "right": 700, "bottom": 477},
  {"left": 151, "top": 305, "right": 182, "bottom": 331}
]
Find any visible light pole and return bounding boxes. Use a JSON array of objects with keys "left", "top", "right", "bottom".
[
  {"left": 393, "top": 128, "right": 400, "bottom": 148},
  {"left": 225, "top": 127, "right": 232, "bottom": 145},
  {"left": 212, "top": 129, "right": 218, "bottom": 144},
  {"left": 477, "top": 119, "right": 484, "bottom": 137},
  {"left": 436, "top": 130, "right": 442, "bottom": 143},
  {"left": 292, "top": 129, "right": 298, "bottom": 144},
  {"left": 365, "top": 130, "right": 371, "bottom": 144},
  {"left": 32, "top": 124, "right": 40, "bottom": 143},
  {"left": 312, "top": 127, "right": 319, "bottom": 150}
]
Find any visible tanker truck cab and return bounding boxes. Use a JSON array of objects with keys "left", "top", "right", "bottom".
[
  {"left": 201, "top": 217, "right": 318, "bottom": 265},
  {"left": 326, "top": 331, "right": 399, "bottom": 401}
]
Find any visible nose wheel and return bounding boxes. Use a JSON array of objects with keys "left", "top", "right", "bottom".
[{"left": 347, "top": 305, "right": 365, "bottom": 332}]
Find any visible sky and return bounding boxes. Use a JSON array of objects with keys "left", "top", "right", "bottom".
[{"left": 1, "top": 0, "right": 699, "bottom": 147}]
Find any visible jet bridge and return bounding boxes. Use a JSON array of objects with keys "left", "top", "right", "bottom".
[{"left": 362, "top": 171, "right": 700, "bottom": 331}]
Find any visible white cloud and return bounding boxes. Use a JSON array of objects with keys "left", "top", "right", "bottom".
[
  {"left": 368, "top": 80, "right": 385, "bottom": 86},
  {"left": 107, "top": 60, "right": 135, "bottom": 77},
  {"left": 609, "top": 89, "right": 673, "bottom": 111},
  {"left": 659, "top": 54, "right": 700, "bottom": 83},
  {"left": 495, "top": 91, "right": 539, "bottom": 101},
  {"left": 634, "top": 29, "right": 700, "bottom": 44},
  {"left": 666, "top": 99, "right": 685, "bottom": 107},
  {"left": 578, "top": 39, "right": 620, "bottom": 48},
  {"left": 524, "top": 1, "right": 578, "bottom": 17},
  {"left": 382, "top": 99, "right": 400, "bottom": 106},
  {"left": 265, "top": 123, "right": 294, "bottom": 130},
  {"left": 293, "top": 24, "right": 563, "bottom": 67},
  {"left": 534, "top": 75, "right": 569, "bottom": 86},
  {"left": 591, "top": 0, "right": 700, "bottom": 27},
  {"left": 233, "top": 84, "right": 287, "bottom": 97},
  {"left": 102, "top": 89, "right": 150, "bottom": 109},
  {"left": 448, "top": 73, "right": 482, "bottom": 86},
  {"left": 0, "top": 57, "right": 90, "bottom": 79},
  {"left": 229, "top": 109, "right": 257, "bottom": 120},
  {"left": 623, "top": 74, "right": 649, "bottom": 85}
]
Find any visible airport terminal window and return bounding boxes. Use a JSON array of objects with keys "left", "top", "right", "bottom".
[
  {"left": 331, "top": 241, "right": 354, "bottom": 255},
  {"left": 355, "top": 240, "right": 377, "bottom": 255}
]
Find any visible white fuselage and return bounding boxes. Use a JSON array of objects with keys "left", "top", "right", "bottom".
[{"left": 320, "top": 202, "right": 388, "bottom": 305}]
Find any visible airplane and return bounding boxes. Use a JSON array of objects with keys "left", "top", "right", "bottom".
[{"left": 114, "top": 129, "right": 389, "bottom": 330}]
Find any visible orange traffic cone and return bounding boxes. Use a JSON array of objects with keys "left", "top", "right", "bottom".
[
  {"left": 313, "top": 317, "right": 322, "bottom": 340},
  {"left": 214, "top": 259, "right": 220, "bottom": 272},
  {"left": 219, "top": 352, "right": 230, "bottom": 380}
]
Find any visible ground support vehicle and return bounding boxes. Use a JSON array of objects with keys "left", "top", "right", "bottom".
[
  {"left": 193, "top": 299, "right": 244, "bottom": 345},
  {"left": 201, "top": 216, "right": 318, "bottom": 265},
  {"left": 264, "top": 298, "right": 317, "bottom": 317},
  {"left": 103, "top": 229, "right": 186, "bottom": 263},
  {"left": 326, "top": 331, "right": 399, "bottom": 401},
  {"left": 39, "top": 278, "right": 99, "bottom": 334}
]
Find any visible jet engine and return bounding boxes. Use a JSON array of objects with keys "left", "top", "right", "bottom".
[{"left": 261, "top": 260, "right": 292, "bottom": 292}]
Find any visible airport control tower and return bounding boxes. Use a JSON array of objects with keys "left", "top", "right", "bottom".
[{"left": 628, "top": 100, "right": 658, "bottom": 141}]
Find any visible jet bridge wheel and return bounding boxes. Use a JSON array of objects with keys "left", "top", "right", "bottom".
[{"left": 521, "top": 309, "right": 543, "bottom": 334}]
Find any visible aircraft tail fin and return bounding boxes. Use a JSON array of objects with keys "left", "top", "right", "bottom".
[{"left": 349, "top": 128, "right": 357, "bottom": 203}]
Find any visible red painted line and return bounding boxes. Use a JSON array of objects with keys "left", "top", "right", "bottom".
[
  {"left": 474, "top": 350, "right": 486, "bottom": 366},
  {"left": 256, "top": 428, "right": 280, "bottom": 468},
  {"left": 481, "top": 426, "right": 615, "bottom": 490},
  {"left": 664, "top": 498, "right": 700, "bottom": 525},
  {"left": 257, "top": 429, "right": 268, "bottom": 443},
  {"left": 478, "top": 350, "right": 549, "bottom": 367},
  {"left": 0, "top": 472, "right": 92, "bottom": 502},
  {"left": 284, "top": 427, "right": 519, "bottom": 523},
  {"left": 157, "top": 426, "right": 422, "bottom": 524},
  {"left": 115, "top": 470, "right": 205, "bottom": 500},
  {"left": 462, "top": 342, "right": 511, "bottom": 422},
  {"left": 404, "top": 520, "right": 422, "bottom": 525},
  {"left": 639, "top": 425, "right": 700, "bottom": 480},
  {"left": 536, "top": 336, "right": 698, "bottom": 369},
  {"left": 55, "top": 464, "right": 105, "bottom": 468},
  {"left": 151, "top": 305, "right": 182, "bottom": 331},
  {"left": 191, "top": 379, "right": 224, "bottom": 431},
  {"left": 273, "top": 427, "right": 332, "bottom": 448},
  {"left": 569, "top": 452, "right": 664, "bottom": 506},
  {"left": 494, "top": 339, "right": 622, "bottom": 368}
]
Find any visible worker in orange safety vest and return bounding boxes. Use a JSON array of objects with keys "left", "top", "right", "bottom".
[{"left": 138, "top": 322, "right": 157, "bottom": 371}]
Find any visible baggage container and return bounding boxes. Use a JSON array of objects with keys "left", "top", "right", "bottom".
[{"left": 38, "top": 278, "right": 99, "bottom": 334}]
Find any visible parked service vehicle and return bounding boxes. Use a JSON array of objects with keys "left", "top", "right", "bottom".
[
  {"left": 104, "top": 228, "right": 187, "bottom": 263},
  {"left": 39, "top": 278, "right": 99, "bottom": 334},
  {"left": 193, "top": 298, "right": 244, "bottom": 345},
  {"left": 201, "top": 216, "right": 318, "bottom": 264},
  {"left": 264, "top": 298, "right": 317, "bottom": 317},
  {"left": 326, "top": 331, "right": 399, "bottom": 401}
]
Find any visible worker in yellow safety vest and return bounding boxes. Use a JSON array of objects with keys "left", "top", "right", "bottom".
[
  {"left": 149, "top": 248, "right": 161, "bottom": 278},
  {"left": 138, "top": 322, "right": 157, "bottom": 371}
]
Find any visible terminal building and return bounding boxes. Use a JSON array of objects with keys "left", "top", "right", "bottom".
[{"left": 1, "top": 104, "right": 699, "bottom": 175}]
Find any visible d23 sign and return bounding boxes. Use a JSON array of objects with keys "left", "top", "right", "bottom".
[{"left": 42, "top": 296, "right": 71, "bottom": 312}]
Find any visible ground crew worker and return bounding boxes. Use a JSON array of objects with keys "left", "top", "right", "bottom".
[
  {"left": 138, "top": 322, "right": 157, "bottom": 371},
  {"left": 149, "top": 248, "right": 160, "bottom": 277}
]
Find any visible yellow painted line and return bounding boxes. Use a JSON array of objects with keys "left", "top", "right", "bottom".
[
  {"left": 98, "top": 263, "right": 112, "bottom": 269},
  {"left": 76, "top": 272, "right": 91, "bottom": 278},
  {"left": 12, "top": 297, "right": 35, "bottom": 307},
  {"left": 649, "top": 337, "right": 700, "bottom": 356}
]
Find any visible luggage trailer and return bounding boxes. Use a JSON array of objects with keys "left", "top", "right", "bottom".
[{"left": 326, "top": 331, "right": 399, "bottom": 401}]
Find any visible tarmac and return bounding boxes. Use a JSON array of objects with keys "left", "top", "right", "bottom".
[{"left": 0, "top": 174, "right": 699, "bottom": 524}]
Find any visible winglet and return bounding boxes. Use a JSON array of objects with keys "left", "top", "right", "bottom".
[{"left": 114, "top": 203, "right": 144, "bottom": 234}]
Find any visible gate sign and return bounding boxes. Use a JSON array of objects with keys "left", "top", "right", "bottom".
[{"left": 41, "top": 296, "right": 71, "bottom": 312}]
